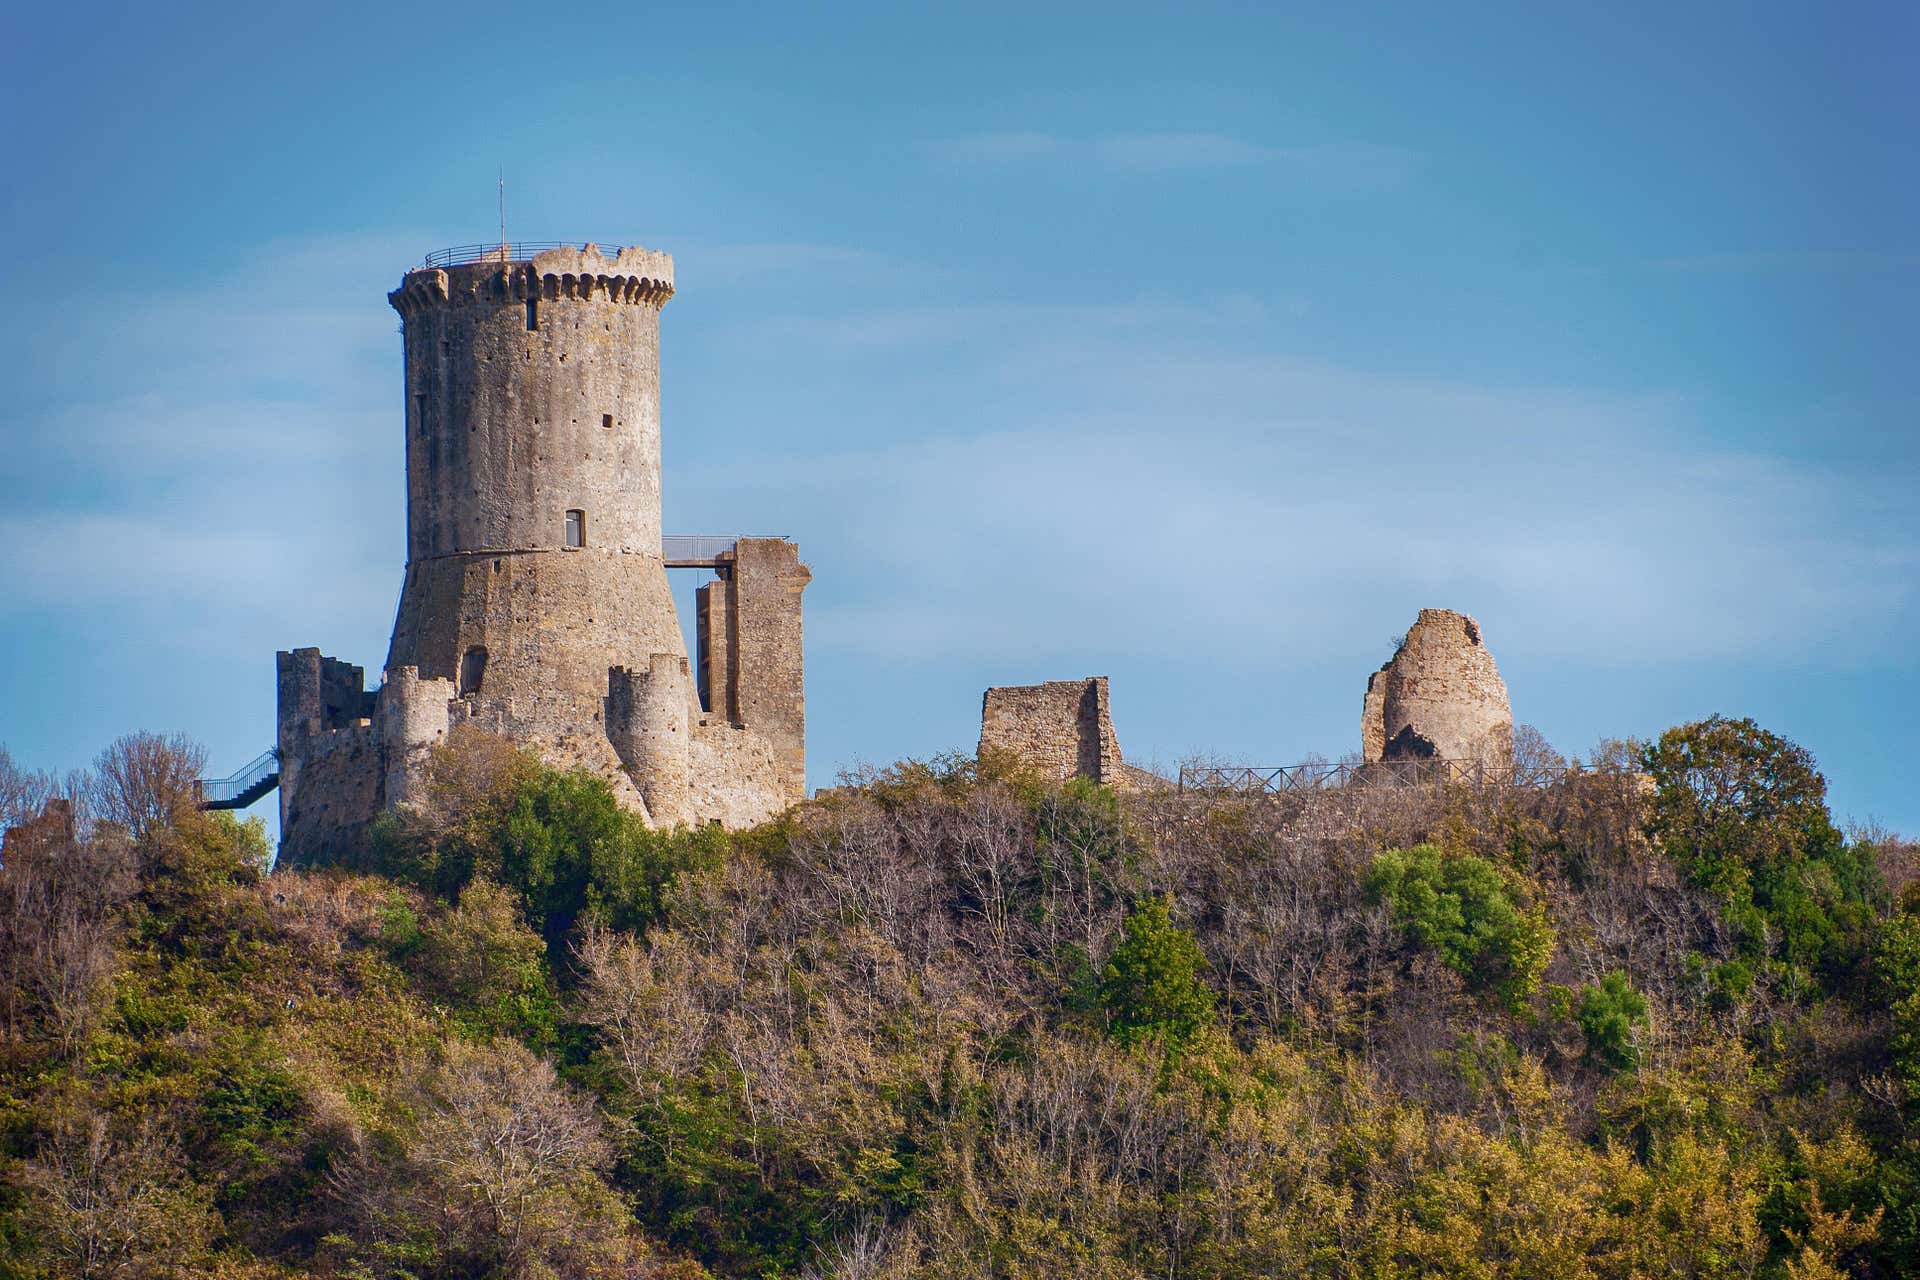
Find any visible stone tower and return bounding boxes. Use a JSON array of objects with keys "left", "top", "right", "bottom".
[
  {"left": 1362, "top": 608, "right": 1512, "bottom": 765},
  {"left": 275, "top": 244, "right": 809, "bottom": 865}
]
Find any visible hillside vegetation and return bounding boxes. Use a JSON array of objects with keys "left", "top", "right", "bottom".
[{"left": 1, "top": 719, "right": 1916, "bottom": 1280}]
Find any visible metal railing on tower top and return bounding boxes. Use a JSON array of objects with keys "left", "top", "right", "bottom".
[{"left": 421, "top": 242, "right": 628, "bottom": 268}]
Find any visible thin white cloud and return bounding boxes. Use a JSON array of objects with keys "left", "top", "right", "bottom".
[
  {"left": 674, "top": 241, "right": 930, "bottom": 290},
  {"left": 924, "top": 131, "right": 1415, "bottom": 186},
  {"left": 675, "top": 303, "right": 1916, "bottom": 672}
]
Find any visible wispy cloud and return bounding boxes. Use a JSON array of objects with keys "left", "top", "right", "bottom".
[
  {"left": 0, "top": 236, "right": 409, "bottom": 664},
  {"left": 674, "top": 241, "right": 931, "bottom": 290},
  {"left": 1549, "top": 250, "right": 1920, "bottom": 280},
  {"left": 677, "top": 299, "right": 1917, "bottom": 674},
  {"left": 924, "top": 132, "right": 1415, "bottom": 187}
]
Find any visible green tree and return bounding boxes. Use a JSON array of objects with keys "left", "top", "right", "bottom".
[
  {"left": 369, "top": 729, "right": 727, "bottom": 954},
  {"left": 418, "top": 879, "right": 559, "bottom": 1047},
  {"left": 1100, "top": 895, "right": 1215, "bottom": 1050},
  {"left": 1643, "top": 716, "right": 1877, "bottom": 983},
  {"left": 1366, "top": 843, "right": 1555, "bottom": 1006},
  {"left": 1577, "top": 971, "right": 1649, "bottom": 1071}
]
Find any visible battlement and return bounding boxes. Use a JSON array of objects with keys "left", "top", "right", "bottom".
[{"left": 390, "top": 243, "right": 674, "bottom": 318}]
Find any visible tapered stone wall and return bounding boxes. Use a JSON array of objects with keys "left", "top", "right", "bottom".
[{"left": 1361, "top": 608, "right": 1512, "bottom": 766}]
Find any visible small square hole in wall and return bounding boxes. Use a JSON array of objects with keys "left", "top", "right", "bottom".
[{"left": 603, "top": 414, "right": 613, "bottom": 429}]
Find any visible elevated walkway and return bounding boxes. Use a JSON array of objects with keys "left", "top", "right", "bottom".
[
  {"left": 662, "top": 534, "right": 792, "bottom": 570},
  {"left": 197, "top": 749, "right": 279, "bottom": 811}
]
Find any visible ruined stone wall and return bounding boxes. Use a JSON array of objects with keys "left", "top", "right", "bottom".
[
  {"left": 278, "top": 649, "right": 374, "bottom": 865},
  {"left": 683, "top": 722, "right": 788, "bottom": 829},
  {"left": 726, "top": 540, "right": 809, "bottom": 804},
  {"left": 1362, "top": 609, "right": 1512, "bottom": 766},
  {"left": 979, "top": 677, "right": 1124, "bottom": 785},
  {"left": 1362, "top": 669, "right": 1388, "bottom": 761},
  {"left": 276, "top": 714, "right": 382, "bottom": 868},
  {"left": 694, "top": 582, "right": 733, "bottom": 718},
  {"left": 692, "top": 540, "right": 809, "bottom": 806}
]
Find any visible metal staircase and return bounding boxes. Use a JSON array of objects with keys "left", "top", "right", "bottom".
[{"left": 197, "top": 749, "right": 280, "bottom": 811}]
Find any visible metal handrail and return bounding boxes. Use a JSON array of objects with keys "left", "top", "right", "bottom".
[
  {"left": 197, "top": 749, "right": 280, "bottom": 805},
  {"left": 422, "top": 242, "right": 629, "bottom": 268},
  {"left": 662, "top": 535, "right": 741, "bottom": 563},
  {"left": 1177, "top": 758, "right": 1568, "bottom": 794}
]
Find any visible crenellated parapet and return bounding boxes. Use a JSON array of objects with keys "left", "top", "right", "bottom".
[{"left": 389, "top": 244, "right": 674, "bottom": 318}]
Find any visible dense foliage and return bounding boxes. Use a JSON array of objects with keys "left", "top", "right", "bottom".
[{"left": 0, "top": 720, "right": 1914, "bottom": 1279}]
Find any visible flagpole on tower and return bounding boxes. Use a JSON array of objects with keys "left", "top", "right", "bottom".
[{"left": 498, "top": 170, "right": 507, "bottom": 263}]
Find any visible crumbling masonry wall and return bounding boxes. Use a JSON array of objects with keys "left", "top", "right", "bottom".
[
  {"left": 695, "top": 539, "right": 810, "bottom": 806},
  {"left": 979, "top": 677, "right": 1125, "bottom": 785},
  {"left": 1362, "top": 608, "right": 1513, "bottom": 766}
]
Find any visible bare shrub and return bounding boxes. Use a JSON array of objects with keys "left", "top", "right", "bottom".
[
  {"left": 0, "top": 743, "right": 57, "bottom": 836},
  {"left": 88, "top": 731, "right": 206, "bottom": 843},
  {"left": 0, "top": 799, "right": 136, "bottom": 1051},
  {"left": 11, "top": 1097, "right": 216, "bottom": 1278},
  {"left": 327, "top": 1037, "right": 631, "bottom": 1279},
  {"left": 261, "top": 869, "right": 405, "bottom": 964}
]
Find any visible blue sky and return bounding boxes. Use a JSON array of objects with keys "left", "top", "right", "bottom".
[{"left": 1, "top": 1, "right": 1914, "bottom": 834}]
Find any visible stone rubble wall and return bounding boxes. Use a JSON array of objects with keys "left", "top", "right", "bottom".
[
  {"left": 978, "top": 677, "right": 1127, "bottom": 787},
  {"left": 1361, "top": 608, "right": 1513, "bottom": 766}
]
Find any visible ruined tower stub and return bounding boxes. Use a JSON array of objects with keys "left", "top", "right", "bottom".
[
  {"left": 1362, "top": 608, "right": 1513, "bottom": 765},
  {"left": 979, "top": 677, "right": 1124, "bottom": 784},
  {"left": 694, "top": 539, "right": 812, "bottom": 801}
]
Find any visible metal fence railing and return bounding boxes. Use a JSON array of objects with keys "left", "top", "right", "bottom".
[
  {"left": 421, "top": 242, "right": 628, "bottom": 268},
  {"left": 1178, "top": 758, "right": 1565, "bottom": 794}
]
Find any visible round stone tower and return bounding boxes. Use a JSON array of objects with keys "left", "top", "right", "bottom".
[
  {"left": 384, "top": 244, "right": 685, "bottom": 750},
  {"left": 273, "top": 240, "right": 809, "bottom": 863}
]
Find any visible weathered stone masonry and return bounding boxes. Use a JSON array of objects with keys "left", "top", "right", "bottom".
[
  {"left": 978, "top": 677, "right": 1162, "bottom": 791},
  {"left": 980, "top": 678, "right": 1122, "bottom": 784},
  {"left": 1362, "top": 608, "right": 1512, "bottom": 766},
  {"left": 276, "top": 244, "right": 808, "bottom": 866}
]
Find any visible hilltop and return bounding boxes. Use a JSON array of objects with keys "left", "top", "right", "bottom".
[{"left": 0, "top": 719, "right": 1916, "bottom": 1279}]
